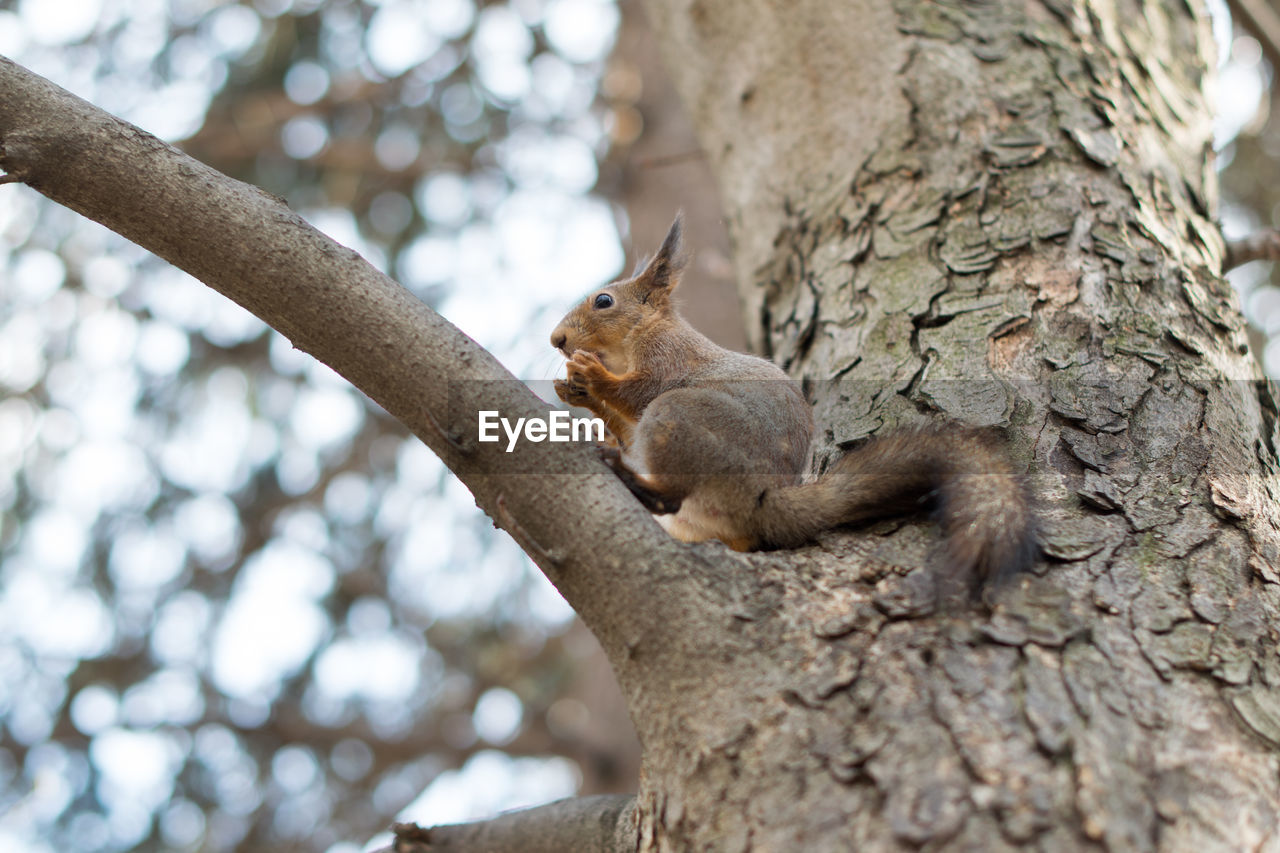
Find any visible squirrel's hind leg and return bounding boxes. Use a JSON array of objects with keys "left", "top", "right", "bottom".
[{"left": 598, "top": 446, "right": 683, "bottom": 514}]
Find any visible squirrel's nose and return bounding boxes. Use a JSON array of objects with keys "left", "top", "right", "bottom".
[{"left": 551, "top": 329, "right": 568, "bottom": 354}]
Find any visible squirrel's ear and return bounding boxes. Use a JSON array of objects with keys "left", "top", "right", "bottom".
[{"left": 635, "top": 212, "right": 689, "bottom": 293}]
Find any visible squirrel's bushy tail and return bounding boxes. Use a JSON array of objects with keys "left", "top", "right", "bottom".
[{"left": 756, "top": 428, "right": 1036, "bottom": 586}]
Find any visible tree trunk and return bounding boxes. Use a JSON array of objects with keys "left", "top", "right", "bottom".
[{"left": 615, "top": 0, "right": 1280, "bottom": 849}]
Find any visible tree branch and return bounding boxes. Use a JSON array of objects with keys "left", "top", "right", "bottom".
[
  {"left": 378, "top": 795, "right": 636, "bottom": 853},
  {"left": 0, "top": 56, "right": 713, "bottom": 668},
  {"left": 1225, "top": 229, "right": 1280, "bottom": 270}
]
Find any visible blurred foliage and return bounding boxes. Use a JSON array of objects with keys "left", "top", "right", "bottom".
[
  {"left": 0, "top": 1, "right": 637, "bottom": 851},
  {"left": 1219, "top": 25, "right": 1280, "bottom": 373}
]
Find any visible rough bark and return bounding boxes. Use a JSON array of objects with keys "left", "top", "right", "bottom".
[{"left": 625, "top": 0, "right": 1280, "bottom": 850}]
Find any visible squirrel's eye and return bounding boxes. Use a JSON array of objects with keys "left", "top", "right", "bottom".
[{"left": 593, "top": 293, "right": 614, "bottom": 309}]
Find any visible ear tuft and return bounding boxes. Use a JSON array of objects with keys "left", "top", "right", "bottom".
[{"left": 636, "top": 212, "right": 689, "bottom": 291}]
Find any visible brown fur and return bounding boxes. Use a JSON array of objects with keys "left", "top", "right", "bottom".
[{"left": 551, "top": 215, "right": 1035, "bottom": 588}]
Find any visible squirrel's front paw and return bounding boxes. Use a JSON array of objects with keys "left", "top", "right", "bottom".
[
  {"left": 554, "top": 377, "right": 590, "bottom": 407},
  {"left": 567, "top": 350, "right": 609, "bottom": 388}
]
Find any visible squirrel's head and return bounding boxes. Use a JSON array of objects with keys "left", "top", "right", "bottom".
[{"left": 550, "top": 213, "right": 688, "bottom": 367}]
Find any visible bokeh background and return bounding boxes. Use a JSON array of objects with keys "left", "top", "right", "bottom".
[{"left": 0, "top": 0, "right": 1275, "bottom": 851}]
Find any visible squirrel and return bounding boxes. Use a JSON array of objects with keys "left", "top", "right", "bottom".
[{"left": 551, "top": 214, "right": 1036, "bottom": 588}]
